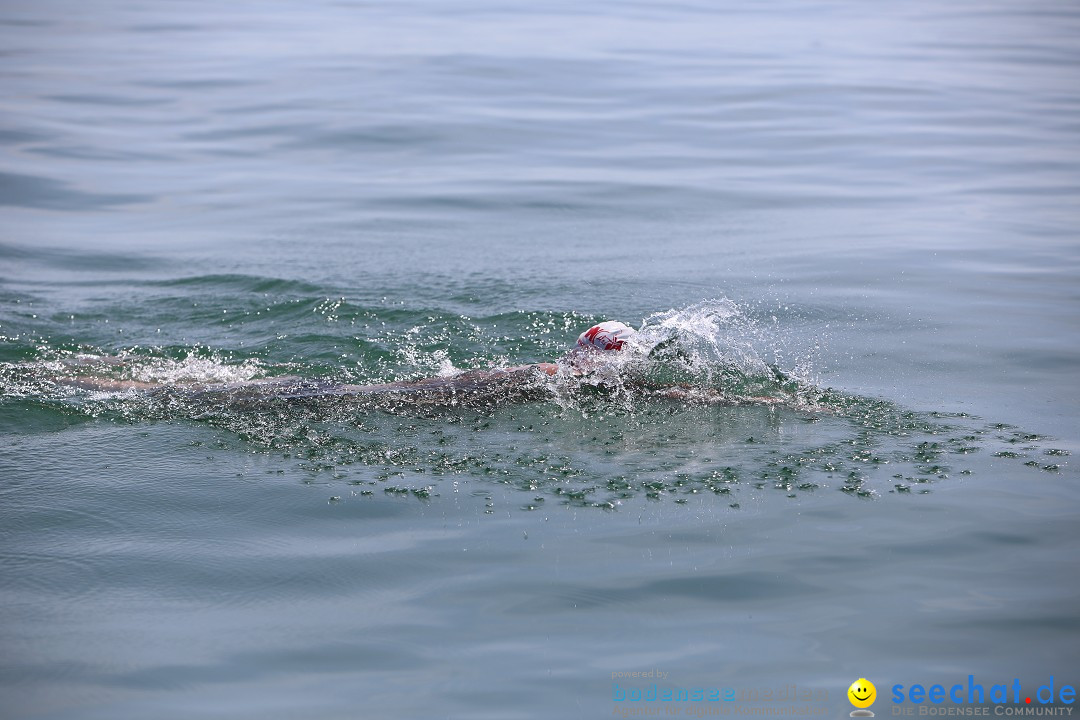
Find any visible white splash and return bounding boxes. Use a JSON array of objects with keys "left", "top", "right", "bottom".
[
  {"left": 638, "top": 299, "right": 773, "bottom": 379},
  {"left": 126, "top": 353, "right": 264, "bottom": 385}
]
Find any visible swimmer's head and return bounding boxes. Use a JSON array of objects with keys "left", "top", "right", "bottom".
[
  {"left": 575, "top": 321, "right": 637, "bottom": 352},
  {"left": 563, "top": 321, "right": 640, "bottom": 376}
]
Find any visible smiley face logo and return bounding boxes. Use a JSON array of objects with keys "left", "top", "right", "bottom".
[{"left": 848, "top": 678, "right": 877, "bottom": 709}]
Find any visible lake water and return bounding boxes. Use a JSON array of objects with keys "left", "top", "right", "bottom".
[{"left": 1, "top": 1, "right": 1078, "bottom": 718}]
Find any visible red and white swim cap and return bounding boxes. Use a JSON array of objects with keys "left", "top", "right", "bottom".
[{"left": 576, "top": 321, "right": 637, "bottom": 351}]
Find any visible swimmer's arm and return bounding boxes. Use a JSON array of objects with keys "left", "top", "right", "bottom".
[
  {"left": 60, "top": 377, "right": 162, "bottom": 392},
  {"left": 55, "top": 375, "right": 304, "bottom": 393},
  {"left": 54, "top": 363, "right": 559, "bottom": 397},
  {"left": 502, "top": 363, "right": 558, "bottom": 376},
  {"left": 332, "top": 364, "right": 558, "bottom": 395}
]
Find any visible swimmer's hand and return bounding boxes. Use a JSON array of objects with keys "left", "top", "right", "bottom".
[{"left": 646, "top": 336, "right": 690, "bottom": 364}]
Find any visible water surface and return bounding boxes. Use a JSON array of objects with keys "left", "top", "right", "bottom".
[{"left": 1, "top": 1, "right": 1078, "bottom": 718}]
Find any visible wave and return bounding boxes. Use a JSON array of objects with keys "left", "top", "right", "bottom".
[{"left": 0, "top": 300, "right": 1064, "bottom": 507}]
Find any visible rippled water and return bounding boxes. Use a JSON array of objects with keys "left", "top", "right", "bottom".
[{"left": 2, "top": 1, "right": 1078, "bottom": 718}]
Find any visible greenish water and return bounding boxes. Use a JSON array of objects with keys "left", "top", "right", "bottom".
[{"left": 2, "top": 0, "right": 1078, "bottom": 718}]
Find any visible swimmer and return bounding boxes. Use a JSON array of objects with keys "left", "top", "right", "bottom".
[{"left": 53, "top": 321, "right": 782, "bottom": 406}]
